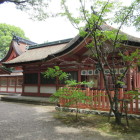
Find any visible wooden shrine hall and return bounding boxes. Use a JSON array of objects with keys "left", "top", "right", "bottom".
[{"left": 3, "top": 26, "right": 140, "bottom": 97}]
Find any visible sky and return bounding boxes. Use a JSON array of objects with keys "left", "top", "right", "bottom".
[
  {"left": 0, "top": 0, "right": 139, "bottom": 44},
  {"left": 0, "top": 2, "right": 78, "bottom": 44}
]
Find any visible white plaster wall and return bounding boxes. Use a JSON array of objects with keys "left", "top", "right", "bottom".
[
  {"left": 40, "top": 86, "right": 56, "bottom": 94},
  {"left": 24, "top": 86, "right": 38, "bottom": 93},
  {"left": 1, "top": 87, "right": 7, "bottom": 91},
  {"left": 8, "top": 87, "right": 15, "bottom": 92},
  {"left": 16, "top": 87, "right": 22, "bottom": 93}
]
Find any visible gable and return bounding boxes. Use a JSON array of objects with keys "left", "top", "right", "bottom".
[{"left": 0, "top": 36, "right": 36, "bottom": 63}]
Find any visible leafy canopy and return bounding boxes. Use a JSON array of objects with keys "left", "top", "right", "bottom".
[
  {"left": 0, "top": 23, "right": 29, "bottom": 59},
  {"left": 0, "top": 0, "right": 50, "bottom": 21}
]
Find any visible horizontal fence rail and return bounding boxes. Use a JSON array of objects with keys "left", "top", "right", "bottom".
[{"left": 60, "top": 88, "right": 140, "bottom": 115}]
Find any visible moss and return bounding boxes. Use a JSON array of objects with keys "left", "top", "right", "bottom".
[{"left": 54, "top": 111, "right": 140, "bottom": 139}]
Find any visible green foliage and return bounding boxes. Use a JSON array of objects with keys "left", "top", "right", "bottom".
[
  {"left": 119, "top": 49, "right": 140, "bottom": 66},
  {"left": 0, "top": 23, "right": 28, "bottom": 59},
  {"left": 116, "top": 81, "right": 125, "bottom": 86},
  {"left": 44, "top": 66, "right": 93, "bottom": 120},
  {"left": 79, "top": 28, "right": 88, "bottom": 37},
  {"left": 50, "top": 86, "right": 91, "bottom": 104},
  {"left": 103, "top": 30, "right": 128, "bottom": 43},
  {"left": 43, "top": 66, "right": 68, "bottom": 81},
  {"left": 1, "top": 65, "right": 14, "bottom": 72},
  {"left": 114, "top": 0, "right": 140, "bottom": 31},
  {"left": 125, "top": 90, "right": 140, "bottom": 100},
  {"left": 65, "top": 80, "right": 94, "bottom": 88},
  {"left": 50, "top": 86, "right": 91, "bottom": 120}
]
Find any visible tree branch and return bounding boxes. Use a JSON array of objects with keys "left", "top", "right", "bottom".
[{"left": 7, "top": 0, "right": 26, "bottom": 4}]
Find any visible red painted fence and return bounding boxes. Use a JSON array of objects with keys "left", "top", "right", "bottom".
[{"left": 60, "top": 88, "right": 140, "bottom": 115}]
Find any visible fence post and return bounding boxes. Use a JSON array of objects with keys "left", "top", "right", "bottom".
[
  {"left": 86, "top": 88, "right": 90, "bottom": 108},
  {"left": 106, "top": 90, "right": 110, "bottom": 110},
  {"left": 98, "top": 90, "right": 101, "bottom": 110},
  {"left": 94, "top": 90, "right": 97, "bottom": 109},
  {"left": 102, "top": 90, "right": 105, "bottom": 110}
]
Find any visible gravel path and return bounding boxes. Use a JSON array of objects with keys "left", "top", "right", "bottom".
[{"left": 0, "top": 101, "right": 119, "bottom": 140}]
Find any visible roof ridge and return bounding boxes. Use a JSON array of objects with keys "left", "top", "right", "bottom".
[{"left": 28, "top": 38, "right": 73, "bottom": 50}]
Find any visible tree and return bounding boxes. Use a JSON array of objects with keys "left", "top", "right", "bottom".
[
  {"left": 59, "top": 0, "right": 140, "bottom": 125},
  {"left": 0, "top": 23, "right": 29, "bottom": 59},
  {"left": 0, "top": 0, "right": 50, "bottom": 20}
]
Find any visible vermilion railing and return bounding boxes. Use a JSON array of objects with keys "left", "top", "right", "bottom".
[{"left": 60, "top": 88, "right": 140, "bottom": 115}]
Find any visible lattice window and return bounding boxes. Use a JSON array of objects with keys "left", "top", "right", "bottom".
[
  {"left": 0, "top": 78, "right": 7, "bottom": 86},
  {"left": 9, "top": 78, "right": 16, "bottom": 86},
  {"left": 17, "top": 78, "right": 23, "bottom": 86}
]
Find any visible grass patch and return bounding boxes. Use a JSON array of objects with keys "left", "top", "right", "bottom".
[{"left": 54, "top": 111, "right": 140, "bottom": 139}]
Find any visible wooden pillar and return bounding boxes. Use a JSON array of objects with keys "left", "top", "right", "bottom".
[
  {"left": 15, "top": 76, "right": 17, "bottom": 93},
  {"left": 136, "top": 67, "right": 139, "bottom": 89},
  {"left": 127, "top": 68, "right": 132, "bottom": 91},
  {"left": 38, "top": 66, "right": 41, "bottom": 96},
  {"left": 22, "top": 66, "right": 25, "bottom": 96},
  {"left": 133, "top": 70, "right": 136, "bottom": 90},
  {"left": 138, "top": 73, "right": 140, "bottom": 90},
  {"left": 78, "top": 66, "right": 81, "bottom": 82},
  {"left": 100, "top": 72, "right": 104, "bottom": 89},
  {"left": 56, "top": 63, "right": 60, "bottom": 91},
  {"left": 56, "top": 77, "right": 59, "bottom": 90},
  {"left": 6, "top": 77, "right": 8, "bottom": 92}
]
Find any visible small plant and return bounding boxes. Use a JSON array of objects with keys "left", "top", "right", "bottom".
[
  {"left": 44, "top": 67, "right": 92, "bottom": 121},
  {"left": 50, "top": 85, "right": 91, "bottom": 121}
]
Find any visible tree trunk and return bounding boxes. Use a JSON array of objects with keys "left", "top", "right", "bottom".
[
  {"left": 75, "top": 102, "right": 79, "bottom": 121},
  {"left": 113, "top": 110, "right": 122, "bottom": 125}
]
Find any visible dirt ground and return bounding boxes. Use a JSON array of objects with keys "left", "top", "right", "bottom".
[{"left": 0, "top": 101, "right": 124, "bottom": 140}]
